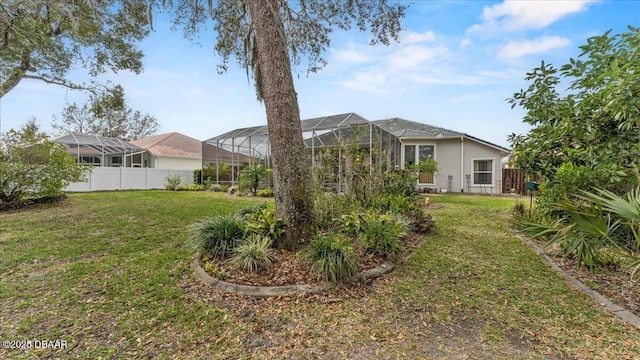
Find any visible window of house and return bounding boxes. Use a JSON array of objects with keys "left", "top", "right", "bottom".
[
  {"left": 79, "top": 156, "right": 100, "bottom": 166},
  {"left": 404, "top": 145, "right": 416, "bottom": 167},
  {"left": 473, "top": 159, "right": 493, "bottom": 185},
  {"left": 404, "top": 144, "right": 435, "bottom": 184},
  {"left": 111, "top": 156, "right": 122, "bottom": 167}
]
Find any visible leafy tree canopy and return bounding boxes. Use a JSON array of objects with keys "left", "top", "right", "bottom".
[
  {"left": 165, "top": 0, "right": 405, "bottom": 97},
  {"left": 52, "top": 85, "right": 160, "bottom": 141},
  {"left": 508, "top": 26, "right": 640, "bottom": 188},
  {"left": 0, "top": 0, "right": 151, "bottom": 97}
]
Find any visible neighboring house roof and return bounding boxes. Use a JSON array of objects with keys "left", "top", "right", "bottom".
[
  {"left": 131, "top": 132, "right": 202, "bottom": 159},
  {"left": 373, "top": 118, "right": 511, "bottom": 154}
]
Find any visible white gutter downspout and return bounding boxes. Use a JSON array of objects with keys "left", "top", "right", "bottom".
[{"left": 460, "top": 137, "right": 464, "bottom": 193}]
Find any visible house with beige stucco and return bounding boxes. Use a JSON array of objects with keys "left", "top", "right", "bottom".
[{"left": 373, "top": 118, "right": 510, "bottom": 194}]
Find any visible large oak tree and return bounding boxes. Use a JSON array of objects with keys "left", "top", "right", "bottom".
[
  {"left": 167, "top": 0, "right": 406, "bottom": 250},
  {"left": 0, "top": 0, "right": 151, "bottom": 97}
]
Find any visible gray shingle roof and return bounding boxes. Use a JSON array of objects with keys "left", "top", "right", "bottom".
[
  {"left": 373, "top": 118, "right": 510, "bottom": 153},
  {"left": 373, "top": 118, "right": 464, "bottom": 138}
]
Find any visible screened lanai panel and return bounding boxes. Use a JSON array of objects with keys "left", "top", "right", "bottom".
[
  {"left": 301, "top": 113, "right": 369, "bottom": 131},
  {"left": 205, "top": 125, "right": 269, "bottom": 156},
  {"left": 52, "top": 133, "right": 143, "bottom": 154},
  {"left": 203, "top": 112, "right": 399, "bottom": 164},
  {"left": 303, "top": 122, "right": 400, "bottom": 147}
]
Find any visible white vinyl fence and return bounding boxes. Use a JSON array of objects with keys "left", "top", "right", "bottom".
[{"left": 65, "top": 167, "right": 193, "bottom": 192}]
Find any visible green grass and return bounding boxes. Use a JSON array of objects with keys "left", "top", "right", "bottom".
[{"left": 1, "top": 191, "right": 639, "bottom": 359}]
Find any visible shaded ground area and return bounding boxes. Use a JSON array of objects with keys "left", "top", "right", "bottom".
[{"left": 1, "top": 192, "right": 639, "bottom": 359}]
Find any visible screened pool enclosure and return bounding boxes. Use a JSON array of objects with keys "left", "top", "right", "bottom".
[
  {"left": 202, "top": 113, "right": 402, "bottom": 187},
  {"left": 52, "top": 133, "right": 145, "bottom": 167}
]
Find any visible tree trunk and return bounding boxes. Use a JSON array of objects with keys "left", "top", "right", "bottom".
[{"left": 245, "top": 0, "right": 315, "bottom": 250}]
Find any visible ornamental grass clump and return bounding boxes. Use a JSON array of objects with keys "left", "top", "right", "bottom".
[
  {"left": 300, "top": 235, "right": 359, "bottom": 283},
  {"left": 228, "top": 235, "right": 276, "bottom": 272},
  {"left": 188, "top": 214, "right": 245, "bottom": 257},
  {"left": 358, "top": 213, "right": 408, "bottom": 262}
]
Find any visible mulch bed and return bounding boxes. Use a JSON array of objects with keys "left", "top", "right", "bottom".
[{"left": 199, "top": 233, "right": 426, "bottom": 288}]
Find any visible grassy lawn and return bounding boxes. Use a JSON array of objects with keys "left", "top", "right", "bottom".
[{"left": 1, "top": 191, "right": 639, "bottom": 359}]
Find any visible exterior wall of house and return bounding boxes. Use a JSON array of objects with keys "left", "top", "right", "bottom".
[
  {"left": 433, "top": 138, "right": 463, "bottom": 192},
  {"left": 461, "top": 139, "right": 504, "bottom": 194},
  {"left": 154, "top": 156, "right": 202, "bottom": 171},
  {"left": 400, "top": 137, "right": 505, "bottom": 194}
]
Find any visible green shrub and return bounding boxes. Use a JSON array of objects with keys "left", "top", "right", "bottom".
[
  {"left": 300, "top": 235, "right": 359, "bottom": 283},
  {"left": 515, "top": 196, "right": 610, "bottom": 269},
  {"left": 238, "top": 163, "right": 267, "bottom": 195},
  {"left": 314, "top": 192, "right": 356, "bottom": 230},
  {"left": 0, "top": 122, "right": 87, "bottom": 203},
  {"left": 164, "top": 174, "right": 182, "bottom": 190},
  {"left": 244, "top": 208, "right": 286, "bottom": 242},
  {"left": 537, "top": 162, "right": 609, "bottom": 217},
  {"left": 338, "top": 212, "right": 363, "bottom": 237},
  {"left": 371, "top": 194, "right": 412, "bottom": 214},
  {"left": 237, "top": 203, "right": 268, "bottom": 217},
  {"left": 175, "top": 184, "right": 204, "bottom": 191},
  {"left": 193, "top": 169, "right": 203, "bottom": 185},
  {"left": 382, "top": 170, "right": 418, "bottom": 198},
  {"left": 358, "top": 213, "right": 407, "bottom": 261},
  {"left": 256, "top": 188, "right": 274, "bottom": 197},
  {"left": 228, "top": 235, "right": 275, "bottom": 272},
  {"left": 188, "top": 214, "right": 245, "bottom": 257}
]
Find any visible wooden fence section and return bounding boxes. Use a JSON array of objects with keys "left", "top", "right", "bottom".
[{"left": 502, "top": 168, "right": 526, "bottom": 194}]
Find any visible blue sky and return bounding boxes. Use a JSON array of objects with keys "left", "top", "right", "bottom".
[{"left": 1, "top": 0, "right": 637, "bottom": 147}]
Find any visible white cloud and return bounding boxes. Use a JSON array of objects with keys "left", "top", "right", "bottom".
[
  {"left": 388, "top": 45, "right": 448, "bottom": 71},
  {"left": 468, "top": 0, "right": 594, "bottom": 34},
  {"left": 332, "top": 49, "right": 371, "bottom": 64},
  {"left": 460, "top": 38, "right": 472, "bottom": 47},
  {"left": 498, "top": 36, "right": 571, "bottom": 59},
  {"left": 400, "top": 30, "right": 437, "bottom": 44},
  {"left": 327, "top": 30, "right": 449, "bottom": 94}
]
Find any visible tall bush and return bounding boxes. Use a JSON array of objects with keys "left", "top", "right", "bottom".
[
  {"left": 509, "top": 28, "right": 640, "bottom": 212},
  {"left": 0, "top": 121, "right": 86, "bottom": 203}
]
